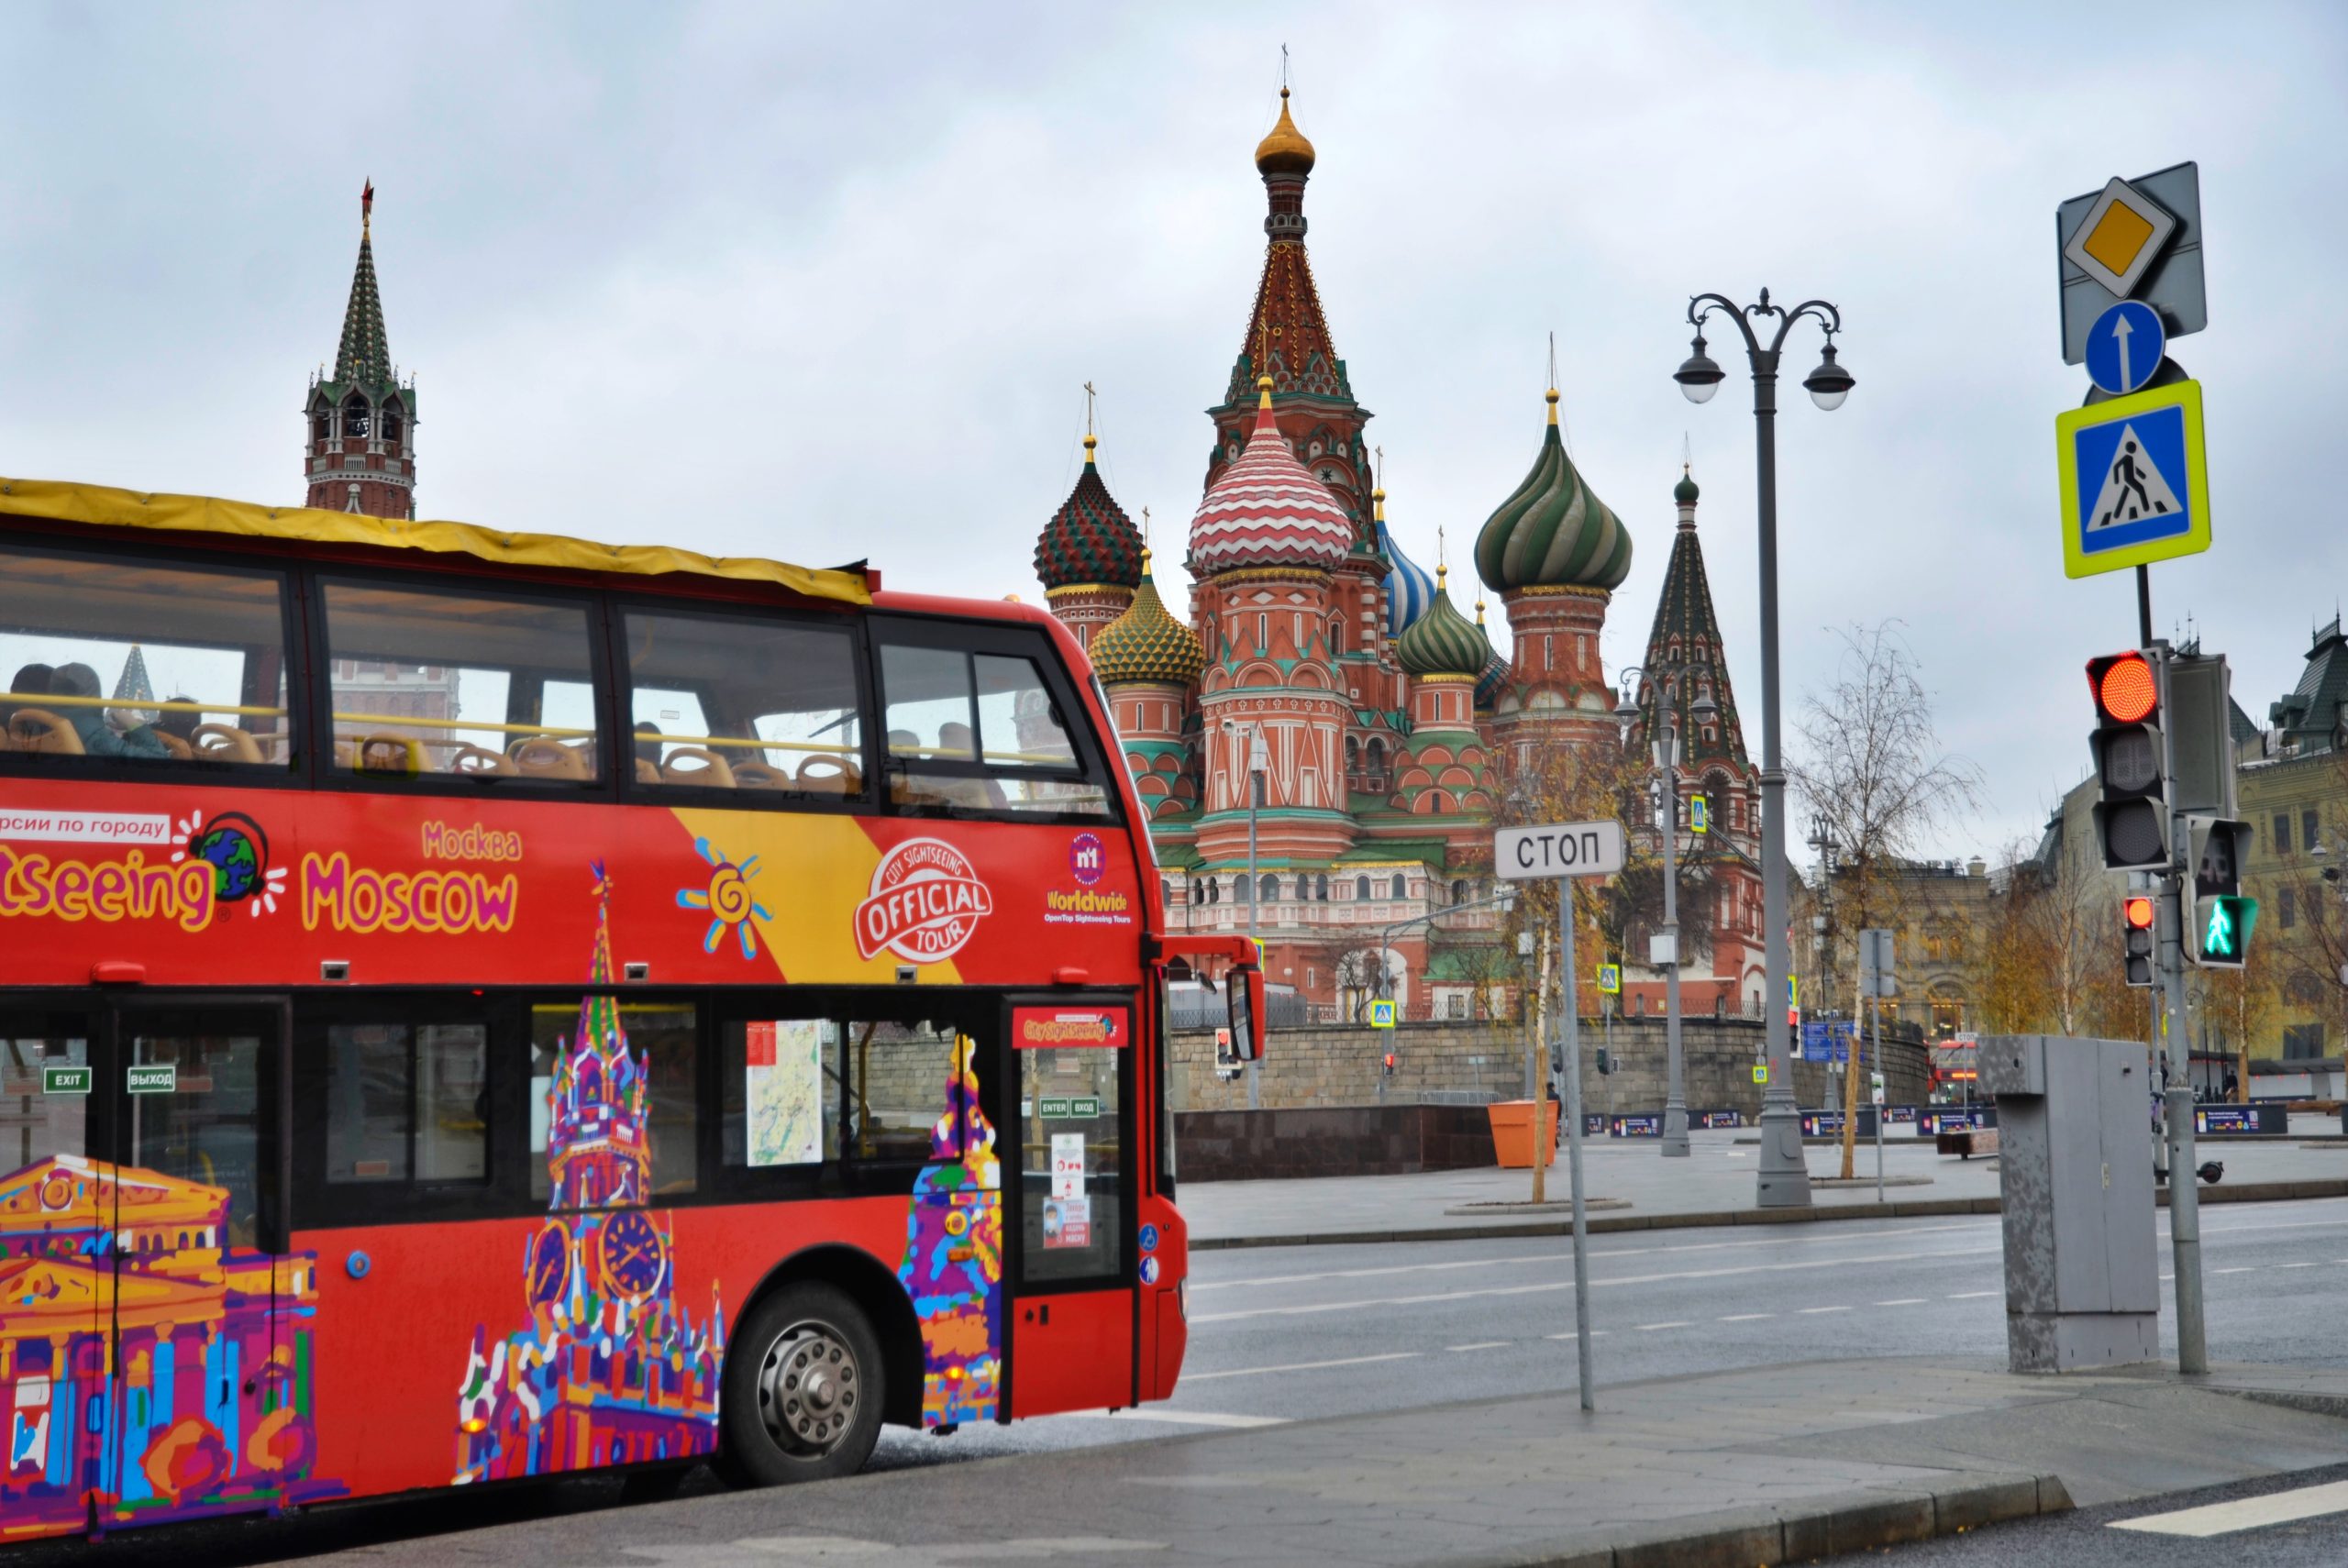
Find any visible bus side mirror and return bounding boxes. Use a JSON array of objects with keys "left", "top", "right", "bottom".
[{"left": 1226, "top": 966, "right": 1264, "bottom": 1063}]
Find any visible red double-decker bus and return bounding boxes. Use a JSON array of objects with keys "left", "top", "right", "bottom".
[{"left": 0, "top": 478, "right": 1260, "bottom": 1544}]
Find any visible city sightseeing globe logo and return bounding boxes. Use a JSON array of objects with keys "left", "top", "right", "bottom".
[
  {"left": 170, "top": 809, "right": 286, "bottom": 916},
  {"left": 855, "top": 837, "right": 994, "bottom": 966}
]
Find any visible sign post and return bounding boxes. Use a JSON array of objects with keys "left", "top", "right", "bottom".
[{"left": 1496, "top": 817, "right": 1626, "bottom": 1413}]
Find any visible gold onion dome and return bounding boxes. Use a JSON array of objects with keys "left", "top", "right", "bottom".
[
  {"left": 1395, "top": 565, "right": 1491, "bottom": 678},
  {"left": 1474, "top": 388, "right": 1634, "bottom": 592},
  {"left": 1254, "top": 87, "right": 1316, "bottom": 176},
  {"left": 1090, "top": 549, "right": 1205, "bottom": 688}
]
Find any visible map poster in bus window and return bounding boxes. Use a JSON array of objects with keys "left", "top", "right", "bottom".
[
  {"left": 745, "top": 1020, "right": 825, "bottom": 1166},
  {"left": 1012, "top": 1006, "right": 1125, "bottom": 1049}
]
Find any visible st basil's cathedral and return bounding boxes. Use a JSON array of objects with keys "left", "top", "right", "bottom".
[{"left": 1035, "top": 89, "right": 1772, "bottom": 1023}]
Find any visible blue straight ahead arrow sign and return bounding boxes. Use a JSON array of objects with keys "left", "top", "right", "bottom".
[{"left": 2085, "top": 300, "right": 2165, "bottom": 397}]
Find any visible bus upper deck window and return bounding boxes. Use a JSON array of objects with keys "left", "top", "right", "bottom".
[{"left": 0, "top": 544, "right": 293, "bottom": 769}]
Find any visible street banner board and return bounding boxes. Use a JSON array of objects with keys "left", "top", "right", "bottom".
[
  {"left": 1493, "top": 820, "right": 1625, "bottom": 881},
  {"left": 2057, "top": 379, "right": 2210, "bottom": 578}
]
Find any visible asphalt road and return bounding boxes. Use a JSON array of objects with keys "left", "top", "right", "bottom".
[
  {"left": 25, "top": 1195, "right": 2348, "bottom": 1564},
  {"left": 1885, "top": 1459, "right": 2348, "bottom": 1566}
]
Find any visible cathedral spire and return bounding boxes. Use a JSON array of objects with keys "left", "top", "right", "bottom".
[
  {"left": 306, "top": 184, "right": 418, "bottom": 518},
  {"left": 337, "top": 181, "right": 392, "bottom": 387},
  {"left": 1641, "top": 462, "right": 1748, "bottom": 770}
]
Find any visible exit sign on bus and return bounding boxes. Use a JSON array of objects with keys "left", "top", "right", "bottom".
[
  {"left": 42, "top": 1065, "right": 92, "bottom": 1096},
  {"left": 125, "top": 1065, "right": 176, "bottom": 1096}
]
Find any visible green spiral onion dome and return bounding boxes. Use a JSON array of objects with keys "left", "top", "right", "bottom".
[
  {"left": 1036, "top": 435, "right": 1146, "bottom": 591},
  {"left": 1473, "top": 388, "right": 1633, "bottom": 592},
  {"left": 1395, "top": 566, "right": 1492, "bottom": 678},
  {"left": 1089, "top": 550, "right": 1205, "bottom": 687}
]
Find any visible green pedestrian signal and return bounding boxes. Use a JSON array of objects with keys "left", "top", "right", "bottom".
[{"left": 2196, "top": 896, "right": 2256, "bottom": 968}]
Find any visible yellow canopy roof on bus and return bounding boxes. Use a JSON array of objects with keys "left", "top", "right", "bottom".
[{"left": 0, "top": 475, "right": 872, "bottom": 606}]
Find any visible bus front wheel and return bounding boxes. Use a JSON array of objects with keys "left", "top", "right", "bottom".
[{"left": 720, "top": 1282, "right": 886, "bottom": 1486}]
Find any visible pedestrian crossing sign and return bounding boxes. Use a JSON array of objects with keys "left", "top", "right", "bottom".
[
  {"left": 1597, "top": 964, "right": 1621, "bottom": 994},
  {"left": 1369, "top": 999, "right": 1396, "bottom": 1028},
  {"left": 2057, "top": 379, "right": 2210, "bottom": 578}
]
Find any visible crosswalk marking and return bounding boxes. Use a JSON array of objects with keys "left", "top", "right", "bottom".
[{"left": 2110, "top": 1478, "right": 2348, "bottom": 1537}]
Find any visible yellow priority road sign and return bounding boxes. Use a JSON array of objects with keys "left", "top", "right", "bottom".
[{"left": 2057, "top": 380, "right": 2211, "bottom": 579}]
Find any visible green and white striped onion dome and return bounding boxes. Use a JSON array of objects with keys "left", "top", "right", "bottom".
[{"left": 1474, "top": 388, "right": 1633, "bottom": 592}]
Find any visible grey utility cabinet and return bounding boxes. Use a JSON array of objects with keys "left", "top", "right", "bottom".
[{"left": 1981, "top": 1034, "right": 2158, "bottom": 1372}]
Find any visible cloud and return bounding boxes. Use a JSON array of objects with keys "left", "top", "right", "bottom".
[{"left": 1, "top": 0, "right": 2341, "bottom": 856}]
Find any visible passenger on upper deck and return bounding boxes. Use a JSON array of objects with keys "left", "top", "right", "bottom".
[
  {"left": 51, "top": 661, "right": 170, "bottom": 757},
  {"left": 7, "top": 663, "right": 52, "bottom": 701}
]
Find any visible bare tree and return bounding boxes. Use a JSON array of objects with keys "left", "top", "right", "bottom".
[
  {"left": 1792, "top": 623, "right": 1984, "bottom": 1176},
  {"left": 1975, "top": 834, "right": 2128, "bottom": 1039}
]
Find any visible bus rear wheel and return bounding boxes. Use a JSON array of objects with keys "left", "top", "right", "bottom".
[{"left": 720, "top": 1282, "right": 884, "bottom": 1486}]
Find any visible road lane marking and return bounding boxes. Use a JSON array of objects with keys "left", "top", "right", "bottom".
[
  {"left": 1634, "top": 1321, "right": 1692, "bottom": 1331},
  {"left": 1797, "top": 1305, "right": 1851, "bottom": 1315},
  {"left": 1719, "top": 1313, "right": 1774, "bottom": 1322},
  {"left": 1191, "top": 1244, "right": 2003, "bottom": 1323},
  {"left": 1195, "top": 1222, "right": 1993, "bottom": 1292},
  {"left": 1876, "top": 1298, "right": 1927, "bottom": 1306},
  {"left": 1948, "top": 1290, "right": 1999, "bottom": 1299},
  {"left": 1446, "top": 1342, "right": 1509, "bottom": 1353},
  {"left": 2276, "top": 1262, "right": 2321, "bottom": 1270},
  {"left": 1059, "top": 1408, "right": 1289, "bottom": 1429},
  {"left": 2210, "top": 1266, "right": 2255, "bottom": 1275},
  {"left": 1545, "top": 1331, "right": 1609, "bottom": 1340},
  {"left": 1183, "top": 1353, "right": 1420, "bottom": 1382},
  {"left": 2109, "top": 1478, "right": 2348, "bottom": 1537}
]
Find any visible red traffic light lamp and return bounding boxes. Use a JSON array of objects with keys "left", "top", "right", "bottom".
[{"left": 2093, "top": 653, "right": 2158, "bottom": 723}]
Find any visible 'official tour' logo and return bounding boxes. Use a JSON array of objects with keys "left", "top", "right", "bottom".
[{"left": 856, "top": 837, "right": 993, "bottom": 965}]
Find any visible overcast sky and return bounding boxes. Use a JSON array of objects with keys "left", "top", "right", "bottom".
[{"left": 4, "top": 2, "right": 2342, "bottom": 859}]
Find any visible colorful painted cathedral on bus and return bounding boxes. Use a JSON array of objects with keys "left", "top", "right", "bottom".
[
  {"left": 1036, "top": 86, "right": 1770, "bottom": 1023},
  {"left": 455, "top": 865, "right": 725, "bottom": 1482}
]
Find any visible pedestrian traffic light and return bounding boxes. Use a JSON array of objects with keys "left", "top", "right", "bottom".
[
  {"left": 2087, "top": 649, "right": 2171, "bottom": 870},
  {"left": 2196, "top": 896, "right": 2257, "bottom": 967},
  {"left": 1596, "top": 1047, "right": 1614, "bottom": 1076},
  {"left": 2121, "top": 894, "right": 2155, "bottom": 988},
  {"left": 2183, "top": 815, "right": 2256, "bottom": 969},
  {"left": 1381, "top": 1051, "right": 1396, "bottom": 1077}
]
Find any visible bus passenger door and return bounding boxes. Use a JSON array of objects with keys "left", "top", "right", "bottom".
[
  {"left": 102, "top": 999, "right": 300, "bottom": 1531},
  {"left": 1003, "top": 999, "right": 1135, "bottom": 1418},
  {"left": 0, "top": 1006, "right": 102, "bottom": 1544}
]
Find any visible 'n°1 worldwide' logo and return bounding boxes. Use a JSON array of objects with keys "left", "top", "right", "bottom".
[
  {"left": 856, "top": 837, "right": 994, "bottom": 966},
  {"left": 1068, "top": 832, "right": 1105, "bottom": 888}
]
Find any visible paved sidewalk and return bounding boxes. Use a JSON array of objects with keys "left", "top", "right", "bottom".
[
  {"left": 1182, "top": 1122, "right": 2348, "bottom": 1248},
  {"left": 294, "top": 1358, "right": 2348, "bottom": 1567}
]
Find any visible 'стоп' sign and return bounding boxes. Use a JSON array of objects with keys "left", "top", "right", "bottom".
[{"left": 1492, "top": 820, "right": 1625, "bottom": 881}]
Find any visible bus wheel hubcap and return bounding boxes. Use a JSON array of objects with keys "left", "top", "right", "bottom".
[{"left": 758, "top": 1320, "right": 858, "bottom": 1455}]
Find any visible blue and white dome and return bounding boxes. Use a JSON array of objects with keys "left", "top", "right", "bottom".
[{"left": 1375, "top": 489, "right": 1436, "bottom": 639}]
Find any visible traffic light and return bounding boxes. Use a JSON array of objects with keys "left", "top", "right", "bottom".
[
  {"left": 1596, "top": 1047, "right": 1614, "bottom": 1076},
  {"left": 2122, "top": 894, "right": 2155, "bottom": 988},
  {"left": 2184, "top": 815, "right": 2257, "bottom": 969},
  {"left": 2087, "top": 649, "right": 2171, "bottom": 870},
  {"left": 1381, "top": 1051, "right": 1396, "bottom": 1077}
]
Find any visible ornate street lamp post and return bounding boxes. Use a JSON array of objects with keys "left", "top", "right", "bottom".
[
  {"left": 1676, "top": 288, "right": 1853, "bottom": 1209},
  {"left": 1615, "top": 664, "right": 1717, "bottom": 1156}
]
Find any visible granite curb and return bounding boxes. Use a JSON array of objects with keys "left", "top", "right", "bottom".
[
  {"left": 1423, "top": 1473, "right": 2066, "bottom": 1568},
  {"left": 1191, "top": 1176, "right": 2348, "bottom": 1251}
]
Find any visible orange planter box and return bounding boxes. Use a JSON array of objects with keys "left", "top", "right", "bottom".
[{"left": 1488, "top": 1099, "right": 1559, "bottom": 1168}]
